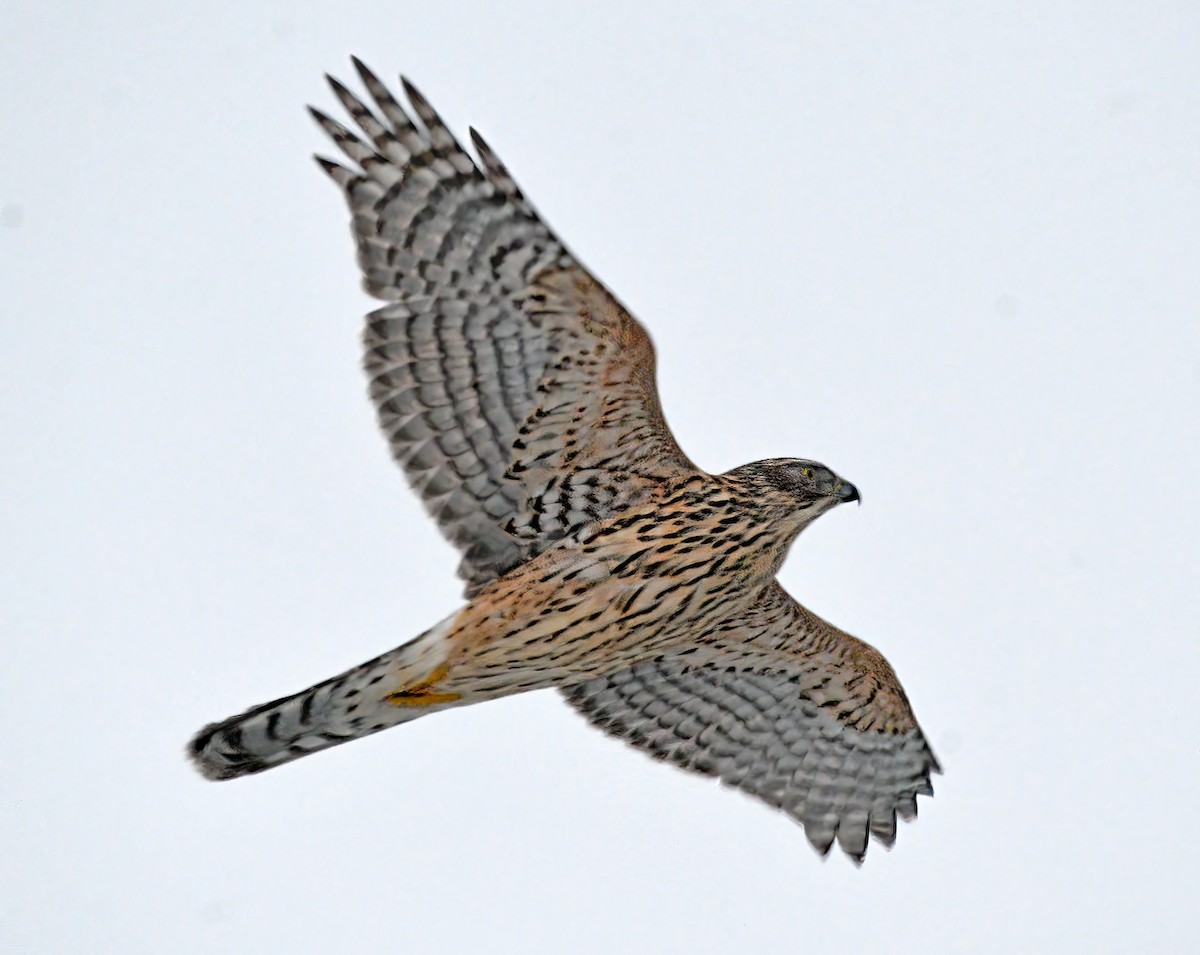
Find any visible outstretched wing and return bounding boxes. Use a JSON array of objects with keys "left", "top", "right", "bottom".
[
  {"left": 313, "top": 62, "right": 694, "bottom": 595},
  {"left": 560, "top": 582, "right": 939, "bottom": 863}
]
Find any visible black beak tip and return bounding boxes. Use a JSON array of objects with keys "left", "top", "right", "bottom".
[{"left": 838, "top": 483, "right": 860, "bottom": 505}]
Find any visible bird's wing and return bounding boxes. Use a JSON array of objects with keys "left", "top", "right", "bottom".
[
  {"left": 314, "top": 62, "right": 694, "bottom": 595},
  {"left": 560, "top": 581, "right": 939, "bottom": 863}
]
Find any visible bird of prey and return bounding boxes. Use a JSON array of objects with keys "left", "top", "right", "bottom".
[{"left": 188, "top": 61, "right": 939, "bottom": 863}]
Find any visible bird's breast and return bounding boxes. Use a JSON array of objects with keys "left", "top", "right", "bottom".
[{"left": 446, "top": 499, "right": 784, "bottom": 686}]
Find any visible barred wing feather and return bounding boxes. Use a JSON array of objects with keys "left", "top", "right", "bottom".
[
  {"left": 315, "top": 61, "right": 693, "bottom": 595},
  {"left": 561, "top": 582, "right": 939, "bottom": 863}
]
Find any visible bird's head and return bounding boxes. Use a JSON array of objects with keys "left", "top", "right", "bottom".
[{"left": 724, "top": 457, "right": 860, "bottom": 527}]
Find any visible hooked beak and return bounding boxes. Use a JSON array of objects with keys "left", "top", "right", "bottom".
[{"left": 836, "top": 481, "right": 860, "bottom": 505}]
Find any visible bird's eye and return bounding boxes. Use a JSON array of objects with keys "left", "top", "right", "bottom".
[{"left": 802, "top": 468, "right": 813, "bottom": 479}]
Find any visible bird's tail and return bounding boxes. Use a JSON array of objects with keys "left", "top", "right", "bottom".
[{"left": 187, "top": 612, "right": 461, "bottom": 781}]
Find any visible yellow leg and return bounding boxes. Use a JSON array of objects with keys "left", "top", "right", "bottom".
[{"left": 386, "top": 664, "right": 462, "bottom": 707}]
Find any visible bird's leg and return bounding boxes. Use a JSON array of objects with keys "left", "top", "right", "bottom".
[{"left": 385, "top": 663, "right": 461, "bottom": 707}]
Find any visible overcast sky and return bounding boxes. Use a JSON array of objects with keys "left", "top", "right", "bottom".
[{"left": 3, "top": 2, "right": 1198, "bottom": 952}]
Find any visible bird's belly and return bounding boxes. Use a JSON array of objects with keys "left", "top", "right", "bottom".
[{"left": 442, "top": 538, "right": 758, "bottom": 697}]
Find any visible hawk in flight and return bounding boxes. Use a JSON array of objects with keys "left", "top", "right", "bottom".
[{"left": 189, "top": 61, "right": 939, "bottom": 863}]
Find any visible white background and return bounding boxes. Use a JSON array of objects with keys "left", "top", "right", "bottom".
[{"left": 3, "top": 2, "right": 1198, "bottom": 952}]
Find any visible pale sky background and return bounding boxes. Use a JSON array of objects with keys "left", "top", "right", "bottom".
[{"left": 3, "top": 2, "right": 1198, "bottom": 952}]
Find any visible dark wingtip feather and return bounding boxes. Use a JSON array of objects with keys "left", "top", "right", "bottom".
[
  {"left": 350, "top": 55, "right": 376, "bottom": 84},
  {"left": 325, "top": 72, "right": 351, "bottom": 100},
  {"left": 805, "top": 826, "right": 837, "bottom": 859},
  {"left": 353, "top": 59, "right": 400, "bottom": 110},
  {"left": 399, "top": 75, "right": 425, "bottom": 106},
  {"left": 468, "top": 126, "right": 497, "bottom": 161},
  {"left": 313, "top": 154, "right": 356, "bottom": 187}
]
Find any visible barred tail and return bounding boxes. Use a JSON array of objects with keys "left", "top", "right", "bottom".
[{"left": 187, "top": 614, "right": 459, "bottom": 781}]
